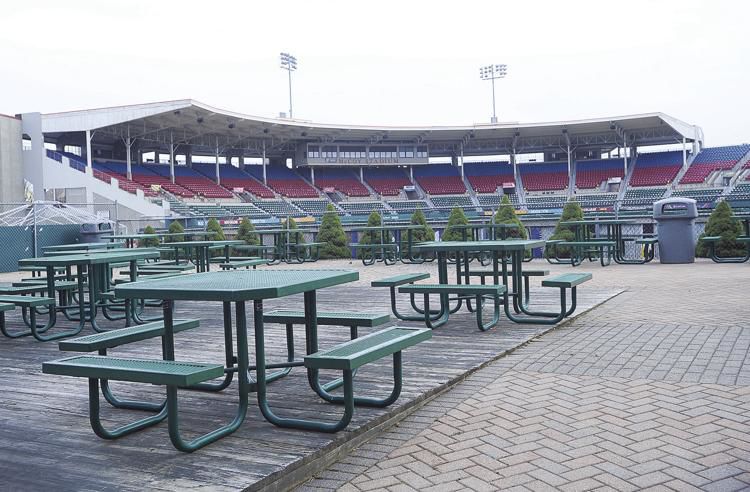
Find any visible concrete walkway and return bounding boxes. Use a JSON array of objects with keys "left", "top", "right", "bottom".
[{"left": 299, "top": 261, "right": 750, "bottom": 491}]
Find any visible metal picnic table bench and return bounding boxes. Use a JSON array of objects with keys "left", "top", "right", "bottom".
[
  {"left": 549, "top": 219, "right": 656, "bottom": 266},
  {"left": 42, "top": 269, "right": 430, "bottom": 451}
]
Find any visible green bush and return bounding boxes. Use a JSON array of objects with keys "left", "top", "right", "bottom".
[
  {"left": 206, "top": 218, "right": 226, "bottom": 241},
  {"left": 546, "top": 200, "right": 583, "bottom": 258},
  {"left": 140, "top": 225, "right": 160, "bottom": 248},
  {"left": 317, "top": 204, "right": 350, "bottom": 259},
  {"left": 400, "top": 207, "right": 435, "bottom": 254},
  {"left": 166, "top": 221, "right": 184, "bottom": 242},
  {"left": 236, "top": 217, "right": 259, "bottom": 245},
  {"left": 696, "top": 201, "right": 744, "bottom": 257},
  {"left": 494, "top": 195, "right": 527, "bottom": 239},
  {"left": 356, "top": 211, "right": 387, "bottom": 258},
  {"left": 441, "top": 207, "right": 469, "bottom": 241}
]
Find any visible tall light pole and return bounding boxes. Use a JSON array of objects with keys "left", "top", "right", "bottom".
[
  {"left": 479, "top": 64, "right": 507, "bottom": 123},
  {"left": 280, "top": 52, "right": 298, "bottom": 118}
]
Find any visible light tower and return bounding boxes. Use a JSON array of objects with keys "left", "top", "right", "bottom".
[
  {"left": 479, "top": 64, "right": 507, "bottom": 123},
  {"left": 280, "top": 52, "right": 298, "bottom": 118}
]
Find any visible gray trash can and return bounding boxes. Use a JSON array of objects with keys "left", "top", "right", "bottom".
[
  {"left": 79, "top": 222, "right": 113, "bottom": 243},
  {"left": 653, "top": 197, "right": 698, "bottom": 264}
]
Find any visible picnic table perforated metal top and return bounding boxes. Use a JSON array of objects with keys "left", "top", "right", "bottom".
[
  {"left": 43, "top": 242, "right": 125, "bottom": 252},
  {"left": 162, "top": 240, "right": 245, "bottom": 248},
  {"left": 115, "top": 269, "right": 359, "bottom": 302},
  {"left": 411, "top": 240, "right": 545, "bottom": 253},
  {"left": 19, "top": 249, "right": 160, "bottom": 266}
]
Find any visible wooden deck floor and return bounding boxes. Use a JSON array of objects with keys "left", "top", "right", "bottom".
[{"left": 0, "top": 263, "right": 621, "bottom": 491}]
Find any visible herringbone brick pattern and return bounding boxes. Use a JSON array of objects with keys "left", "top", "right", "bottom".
[{"left": 300, "top": 261, "right": 750, "bottom": 491}]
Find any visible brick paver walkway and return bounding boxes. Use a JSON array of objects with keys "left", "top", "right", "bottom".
[{"left": 299, "top": 261, "right": 750, "bottom": 491}]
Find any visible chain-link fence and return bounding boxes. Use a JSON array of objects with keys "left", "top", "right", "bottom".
[{"left": 0, "top": 202, "right": 170, "bottom": 272}]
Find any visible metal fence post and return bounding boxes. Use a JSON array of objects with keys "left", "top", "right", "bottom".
[
  {"left": 114, "top": 200, "right": 119, "bottom": 233},
  {"left": 32, "top": 201, "right": 38, "bottom": 257}
]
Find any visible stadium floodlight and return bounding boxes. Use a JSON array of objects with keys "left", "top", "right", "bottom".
[
  {"left": 479, "top": 64, "right": 508, "bottom": 123},
  {"left": 280, "top": 52, "right": 298, "bottom": 118}
]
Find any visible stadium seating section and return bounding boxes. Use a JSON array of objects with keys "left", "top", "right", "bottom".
[
  {"left": 629, "top": 151, "right": 682, "bottom": 187},
  {"left": 302, "top": 168, "right": 370, "bottom": 197},
  {"left": 387, "top": 200, "right": 429, "bottom": 212},
  {"left": 477, "top": 193, "right": 520, "bottom": 208},
  {"left": 622, "top": 187, "right": 667, "bottom": 207},
  {"left": 464, "top": 162, "right": 515, "bottom": 193},
  {"left": 364, "top": 168, "right": 411, "bottom": 196},
  {"left": 573, "top": 193, "right": 618, "bottom": 210},
  {"left": 246, "top": 167, "right": 318, "bottom": 198},
  {"left": 222, "top": 204, "right": 271, "bottom": 219},
  {"left": 338, "top": 201, "right": 388, "bottom": 214},
  {"left": 430, "top": 195, "right": 474, "bottom": 210},
  {"left": 526, "top": 195, "right": 568, "bottom": 210},
  {"left": 414, "top": 165, "right": 467, "bottom": 195},
  {"left": 575, "top": 159, "right": 624, "bottom": 189},
  {"left": 519, "top": 163, "right": 568, "bottom": 191},
  {"left": 679, "top": 145, "right": 750, "bottom": 184},
  {"left": 671, "top": 188, "right": 723, "bottom": 205},
  {"left": 291, "top": 199, "right": 333, "bottom": 215},
  {"left": 194, "top": 164, "right": 275, "bottom": 198},
  {"left": 252, "top": 200, "right": 303, "bottom": 216}
]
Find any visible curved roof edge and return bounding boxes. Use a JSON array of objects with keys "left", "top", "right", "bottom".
[{"left": 38, "top": 98, "right": 701, "bottom": 144}]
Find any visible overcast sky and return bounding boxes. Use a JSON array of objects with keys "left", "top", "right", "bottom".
[{"left": 1, "top": 0, "right": 748, "bottom": 146}]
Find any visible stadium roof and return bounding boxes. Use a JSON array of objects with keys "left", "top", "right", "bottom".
[{"left": 38, "top": 99, "right": 702, "bottom": 157}]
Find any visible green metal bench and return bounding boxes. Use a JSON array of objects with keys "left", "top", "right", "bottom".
[
  {"left": 58, "top": 318, "right": 201, "bottom": 412},
  {"left": 635, "top": 237, "right": 659, "bottom": 245},
  {"left": 468, "top": 269, "right": 549, "bottom": 301},
  {"left": 564, "top": 241, "right": 616, "bottom": 267},
  {"left": 372, "top": 273, "right": 431, "bottom": 322},
  {"left": 298, "top": 326, "right": 431, "bottom": 432},
  {"left": 398, "top": 283, "right": 506, "bottom": 331},
  {"left": 351, "top": 242, "right": 399, "bottom": 266},
  {"left": 209, "top": 256, "right": 260, "bottom": 264},
  {"left": 42, "top": 355, "right": 225, "bottom": 446},
  {"left": 0, "top": 294, "right": 56, "bottom": 339},
  {"left": 701, "top": 236, "right": 750, "bottom": 263},
  {"left": 139, "top": 263, "right": 195, "bottom": 272},
  {"left": 218, "top": 258, "right": 270, "bottom": 270},
  {"left": 264, "top": 310, "right": 391, "bottom": 391}
]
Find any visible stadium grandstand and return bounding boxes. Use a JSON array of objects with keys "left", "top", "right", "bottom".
[{"left": 5, "top": 99, "right": 750, "bottom": 225}]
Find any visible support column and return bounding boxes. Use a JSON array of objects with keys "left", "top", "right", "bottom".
[
  {"left": 682, "top": 137, "right": 687, "bottom": 169},
  {"left": 310, "top": 167, "right": 315, "bottom": 185},
  {"left": 512, "top": 148, "right": 517, "bottom": 179},
  {"left": 169, "top": 132, "right": 175, "bottom": 184},
  {"left": 359, "top": 167, "right": 364, "bottom": 183},
  {"left": 566, "top": 144, "right": 572, "bottom": 177},
  {"left": 85, "top": 130, "right": 92, "bottom": 173},
  {"left": 460, "top": 144, "right": 465, "bottom": 179},
  {"left": 262, "top": 141, "right": 267, "bottom": 185},
  {"left": 215, "top": 138, "right": 221, "bottom": 186},
  {"left": 409, "top": 165, "right": 414, "bottom": 183},
  {"left": 125, "top": 130, "right": 133, "bottom": 181},
  {"left": 622, "top": 134, "right": 628, "bottom": 174}
]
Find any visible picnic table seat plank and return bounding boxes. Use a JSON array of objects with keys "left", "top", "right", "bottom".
[
  {"left": 43, "top": 355, "right": 223, "bottom": 387},
  {"left": 264, "top": 310, "right": 390, "bottom": 327},
  {"left": 58, "top": 319, "right": 201, "bottom": 352},
  {"left": 542, "top": 273, "right": 593, "bottom": 289}
]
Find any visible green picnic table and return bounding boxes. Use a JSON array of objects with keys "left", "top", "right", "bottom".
[
  {"left": 351, "top": 224, "right": 432, "bottom": 265},
  {"left": 411, "top": 240, "right": 570, "bottom": 325},
  {"left": 114, "top": 269, "right": 361, "bottom": 450},
  {"left": 553, "top": 218, "right": 655, "bottom": 265},
  {"left": 255, "top": 228, "right": 320, "bottom": 264},
  {"left": 43, "top": 242, "right": 125, "bottom": 253},
  {"left": 166, "top": 240, "right": 245, "bottom": 272},
  {"left": 18, "top": 249, "right": 160, "bottom": 340}
]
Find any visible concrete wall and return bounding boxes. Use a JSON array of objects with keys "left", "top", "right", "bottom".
[{"left": 0, "top": 114, "right": 24, "bottom": 202}]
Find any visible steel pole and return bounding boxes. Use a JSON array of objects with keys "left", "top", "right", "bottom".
[{"left": 288, "top": 68, "right": 293, "bottom": 119}]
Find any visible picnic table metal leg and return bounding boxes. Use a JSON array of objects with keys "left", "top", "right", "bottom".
[
  {"left": 255, "top": 294, "right": 355, "bottom": 433},
  {"left": 187, "top": 301, "right": 235, "bottom": 392},
  {"left": 28, "top": 266, "right": 84, "bottom": 341},
  {"left": 165, "top": 299, "right": 249, "bottom": 452}
]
